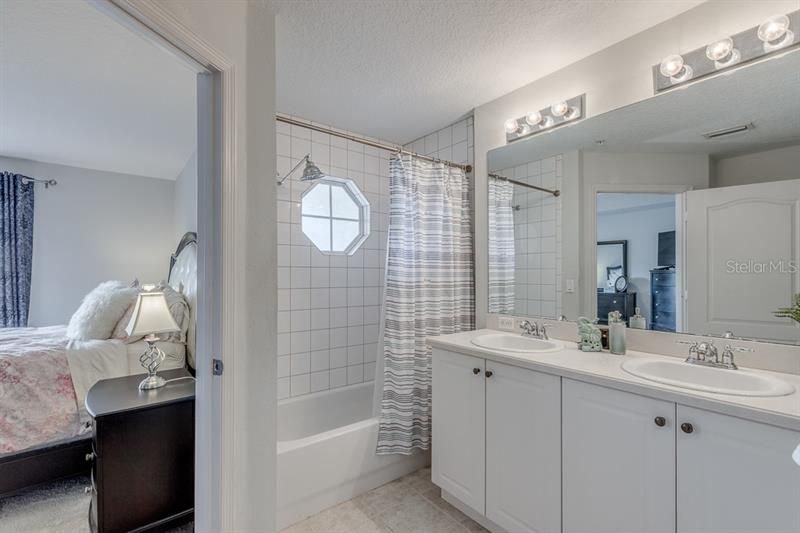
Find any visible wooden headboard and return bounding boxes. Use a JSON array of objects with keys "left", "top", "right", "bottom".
[{"left": 168, "top": 232, "right": 197, "bottom": 369}]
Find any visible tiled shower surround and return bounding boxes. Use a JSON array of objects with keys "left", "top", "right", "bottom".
[
  {"left": 404, "top": 116, "right": 475, "bottom": 170},
  {"left": 276, "top": 117, "right": 392, "bottom": 399},
  {"left": 496, "top": 155, "right": 563, "bottom": 318}
]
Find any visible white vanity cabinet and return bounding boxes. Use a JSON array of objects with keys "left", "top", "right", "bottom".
[
  {"left": 562, "top": 379, "right": 676, "bottom": 533},
  {"left": 677, "top": 405, "right": 800, "bottom": 533},
  {"left": 432, "top": 349, "right": 562, "bottom": 531},
  {"left": 432, "top": 345, "right": 800, "bottom": 533},
  {"left": 485, "top": 360, "right": 561, "bottom": 533},
  {"left": 431, "top": 349, "right": 486, "bottom": 514}
]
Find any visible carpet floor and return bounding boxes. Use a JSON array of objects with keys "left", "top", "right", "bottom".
[{"left": 0, "top": 476, "right": 192, "bottom": 533}]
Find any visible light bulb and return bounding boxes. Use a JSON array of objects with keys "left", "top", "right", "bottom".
[
  {"left": 706, "top": 37, "right": 740, "bottom": 69},
  {"left": 540, "top": 116, "right": 555, "bottom": 129},
  {"left": 706, "top": 38, "right": 733, "bottom": 61},
  {"left": 525, "top": 111, "right": 542, "bottom": 126},
  {"left": 758, "top": 15, "right": 790, "bottom": 43},
  {"left": 565, "top": 106, "right": 581, "bottom": 120},
  {"left": 659, "top": 54, "right": 692, "bottom": 83},
  {"left": 504, "top": 119, "right": 519, "bottom": 134},
  {"left": 551, "top": 101, "right": 570, "bottom": 117},
  {"left": 519, "top": 124, "right": 532, "bottom": 136}
]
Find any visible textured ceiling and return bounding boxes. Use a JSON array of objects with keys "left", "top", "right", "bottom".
[
  {"left": 273, "top": 0, "right": 703, "bottom": 144},
  {"left": 0, "top": 0, "right": 196, "bottom": 180}
]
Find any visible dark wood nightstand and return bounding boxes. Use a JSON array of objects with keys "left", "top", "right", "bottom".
[{"left": 85, "top": 368, "right": 195, "bottom": 533}]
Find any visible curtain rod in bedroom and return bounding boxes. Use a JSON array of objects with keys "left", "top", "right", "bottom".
[
  {"left": 19, "top": 175, "right": 58, "bottom": 189},
  {"left": 276, "top": 114, "right": 473, "bottom": 174},
  {"left": 489, "top": 172, "right": 560, "bottom": 197}
]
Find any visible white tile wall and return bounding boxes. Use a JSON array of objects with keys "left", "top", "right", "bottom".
[
  {"left": 276, "top": 117, "right": 392, "bottom": 399},
  {"left": 497, "top": 155, "right": 563, "bottom": 319},
  {"left": 404, "top": 116, "right": 475, "bottom": 168}
]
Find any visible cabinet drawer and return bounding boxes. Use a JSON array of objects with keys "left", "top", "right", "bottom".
[{"left": 651, "top": 273, "right": 675, "bottom": 287}]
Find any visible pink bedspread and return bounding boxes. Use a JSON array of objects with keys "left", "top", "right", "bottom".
[{"left": 0, "top": 326, "right": 82, "bottom": 454}]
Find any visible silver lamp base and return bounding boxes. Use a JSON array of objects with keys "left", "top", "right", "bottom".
[
  {"left": 138, "top": 334, "right": 167, "bottom": 391},
  {"left": 139, "top": 374, "right": 167, "bottom": 390}
]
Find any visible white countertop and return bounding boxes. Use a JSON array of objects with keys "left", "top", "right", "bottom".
[{"left": 428, "top": 329, "right": 800, "bottom": 432}]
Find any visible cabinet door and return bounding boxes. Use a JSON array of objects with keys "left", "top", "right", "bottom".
[
  {"left": 562, "top": 379, "right": 675, "bottom": 533},
  {"left": 486, "top": 362, "right": 561, "bottom": 533},
  {"left": 431, "top": 349, "right": 485, "bottom": 514},
  {"left": 677, "top": 405, "right": 800, "bottom": 533}
]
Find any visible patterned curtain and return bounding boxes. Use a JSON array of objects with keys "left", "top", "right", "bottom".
[
  {"left": 488, "top": 177, "right": 515, "bottom": 313},
  {"left": 1, "top": 173, "right": 35, "bottom": 327},
  {"left": 377, "top": 154, "right": 474, "bottom": 454}
]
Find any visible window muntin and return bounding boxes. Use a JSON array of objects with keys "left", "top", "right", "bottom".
[{"left": 301, "top": 177, "right": 370, "bottom": 255}]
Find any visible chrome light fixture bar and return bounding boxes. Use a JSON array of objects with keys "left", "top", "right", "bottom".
[
  {"left": 653, "top": 10, "right": 800, "bottom": 93},
  {"left": 504, "top": 94, "right": 585, "bottom": 143}
]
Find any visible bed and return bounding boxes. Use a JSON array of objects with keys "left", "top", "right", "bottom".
[{"left": 0, "top": 232, "right": 197, "bottom": 497}]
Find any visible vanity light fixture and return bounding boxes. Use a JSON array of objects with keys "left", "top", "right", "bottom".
[
  {"left": 653, "top": 10, "right": 799, "bottom": 93},
  {"left": 504, "top": 93, "right": 585, "bottom": 143}
]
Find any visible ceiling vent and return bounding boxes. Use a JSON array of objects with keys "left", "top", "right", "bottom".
[{"left": 702, "top": 123, "right": 754, "bottom": 139}]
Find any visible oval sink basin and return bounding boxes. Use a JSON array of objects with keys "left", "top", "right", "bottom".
[
  {"left": 471, "top": 333, "right": 563, "bottom": 353},
  {"left": 621, "top": 358, "right": 795, "bottom": 397}
]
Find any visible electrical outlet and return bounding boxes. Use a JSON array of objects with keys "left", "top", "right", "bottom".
[{"left": 498, "top": 316, "right": 514, "bottom": 330}]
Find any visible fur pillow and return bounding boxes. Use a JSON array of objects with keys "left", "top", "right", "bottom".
[
  {"left": 66, "top": 281, "right": 140, "bottom": 341},
  {"left": 112, "top": 282, "right": 189, "bottom": 344}
]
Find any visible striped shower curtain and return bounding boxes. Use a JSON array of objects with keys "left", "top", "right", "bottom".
[
  {"left": 1, "top": 172, "right": 35, "bottom": 327},
  {"left": 488, "top": 177, "right": 515, "bottom": 313},
  {"left": 377, "top": 154, "right": 474, "bottom": 455}
]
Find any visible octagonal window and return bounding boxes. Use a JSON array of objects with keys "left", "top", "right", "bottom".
[{"left": 301, "top": 177, "right": 370, "bottom": 255}]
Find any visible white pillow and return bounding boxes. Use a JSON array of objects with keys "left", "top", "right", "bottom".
[{"left": 67, "top": 281, "right": 139, "bottom": 341}]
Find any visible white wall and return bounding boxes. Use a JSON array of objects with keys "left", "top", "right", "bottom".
[
  {"left": 174, "top": 151, "right": 198, "bottom": 242},
  {"left": 147, "top": 1, "right": 277, "bottom": 531},
  {"left": 0, "top": 155, "right": 175, "bottom": 326},
  {"left": 712, "top": 145, "right": 800, "bottom": 188},
  {"left": 579, "top": 151, "right": 707, "bottom": 318},
  {"left": 276, "top": 117, "right": 392, "bottom": 400},
  {"left": 474, "top": 0, "right": 799, "bottom": 326}
]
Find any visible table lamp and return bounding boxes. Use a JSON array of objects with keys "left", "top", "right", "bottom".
[{"left": 126, "top": 291, "right": 180, "bottom": 390}]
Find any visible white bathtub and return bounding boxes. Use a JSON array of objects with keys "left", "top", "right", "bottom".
[{"left": 277, "top": 382, "right": 426, "bottom": 529}]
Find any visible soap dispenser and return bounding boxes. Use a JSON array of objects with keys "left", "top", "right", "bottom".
[
  {"left": 608, "top": 310, "right": 627, "bottom": 355},
  {"left": 629, "top": 307, "right": 646, "bottom": 330}
]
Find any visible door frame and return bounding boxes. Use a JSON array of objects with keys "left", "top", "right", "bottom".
[
  {"left": 100, "top": 1, "right": 241, "bottom": 530},
  {"left": 584, "top": 183, "right": 690, "bottom": 322}
]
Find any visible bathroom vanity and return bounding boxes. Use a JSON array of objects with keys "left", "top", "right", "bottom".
[{"left": 429, "top": 330, "right": 800, "bottom": 533}]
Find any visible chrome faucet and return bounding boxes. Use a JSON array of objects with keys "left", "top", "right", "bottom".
[
  {"left": 519, "top": 320, "right": 549, "bottom": 340},
  {"left": 677, "top": 339, "right": 753, "bottom": 370}
]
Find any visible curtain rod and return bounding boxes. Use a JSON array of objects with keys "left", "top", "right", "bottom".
[
  {"left": 489, "top": 172, "right": 560, "bottom": 197},
  {"left": 19, "top": 175, "right": 57, "bottom": 189},
  {"left": 276, "top": 114, "right": 473, "bottom": 174}
]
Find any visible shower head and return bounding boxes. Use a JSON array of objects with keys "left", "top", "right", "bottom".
[
  {"left": 300, "top": 158, "right": 324, "bottom": 181},
  {"left": 276, "top": 154, "right": 325, "bottom": 186}
]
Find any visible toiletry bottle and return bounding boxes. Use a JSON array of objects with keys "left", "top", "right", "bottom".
[
  {"left": 630, "top": 307, "right": 646, "bottom": 330},
  {"left": 608, "top": 310, "right": 627, "bottom": 355}
]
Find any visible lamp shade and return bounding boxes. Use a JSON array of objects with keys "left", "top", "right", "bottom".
[{"left": 125, "top": 291, "right": 180, "bottom": 337}]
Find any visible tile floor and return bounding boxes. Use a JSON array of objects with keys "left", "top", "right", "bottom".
[{"left": 281, "top": 467, "right": 487, "bottom": 533}]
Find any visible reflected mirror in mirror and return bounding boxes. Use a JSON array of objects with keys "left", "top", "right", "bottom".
[{"left": 487, "top": 49, "right": 800, "bottom": 345}]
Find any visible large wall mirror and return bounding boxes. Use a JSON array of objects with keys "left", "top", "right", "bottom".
[{"left": 487, "top": 50, "right": 800, "bottom": 345}]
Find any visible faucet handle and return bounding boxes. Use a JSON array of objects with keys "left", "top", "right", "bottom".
[
  {"left": 720, "top": 344, "right": 752, "bottom": 370},
  {"left": 676, "top": 340, "right": 699, "bottom": 360},
  {"left": 540, "top": 324, "right": 550, "bottom": 340}
]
